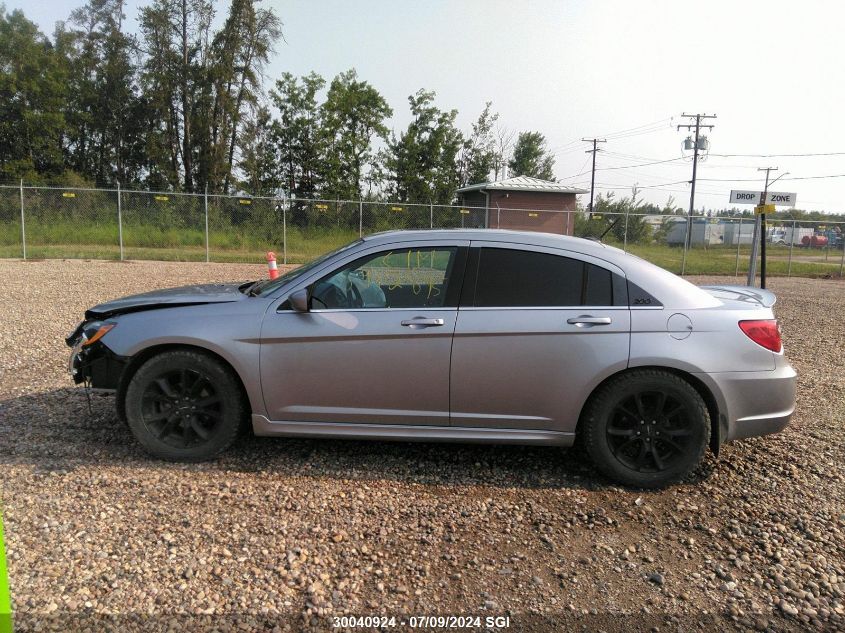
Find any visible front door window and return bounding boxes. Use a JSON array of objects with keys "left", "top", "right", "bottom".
[{"left": 311, "top": 247, "right": 458, "bottom": 310}]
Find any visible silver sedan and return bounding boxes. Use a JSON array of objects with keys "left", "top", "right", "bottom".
[{"left": 66, "top": 230, "right": 796, "bottom": 487}]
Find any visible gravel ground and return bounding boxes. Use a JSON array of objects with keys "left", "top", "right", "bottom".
[{"left": 0, "top": 258, "right": 843, "bottom": 632}]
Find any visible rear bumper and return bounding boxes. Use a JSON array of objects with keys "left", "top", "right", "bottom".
[{"left": 695, "top": 362, "right": 797, "bottom": 441}]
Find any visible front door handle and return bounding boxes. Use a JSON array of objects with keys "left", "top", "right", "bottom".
[
  {"left": 401, "top": 317, "right": 445, "bottom": 329},
  {"left": 567, "top": 315, "right": 612, "bottom": 327}
]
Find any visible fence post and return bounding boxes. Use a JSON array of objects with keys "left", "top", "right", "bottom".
[
  {"left": 283, "top": 194, "right": 287, "bottom": 265},
  {"left": 117, "top": 181, "right": 124, "bottom": 261},
  {"left": 204, "top": 185, "right": 210, "bottom": 263},
  {"left": 839, "top": 226, "right": 845, "bottom": 278},
  {"left": 787, "top": 220, "right": 795, "bottom": 278},
  {"left": 734, "top": 217, "right": 742, "bottom": 277},
  {"left": 747, "top": 214, "right": 761, "bottom": 286},
  {"left": 19, "top": 179, "right": 26, "bottom": 260},
  {"left": 623, "top": 209, "right": 629, "bottom": 252},
  {"left": 430, "top": 201, "right": 433, "bottom": 229},
  {"left": 359, "top": 200, "right": 363, "bottom": 237}
]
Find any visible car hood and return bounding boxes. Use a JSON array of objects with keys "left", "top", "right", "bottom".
[{"left": 85, "top": 282, "right": 249, "bottom": 318}]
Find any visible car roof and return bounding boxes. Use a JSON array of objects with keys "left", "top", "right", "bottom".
[
  {"left": 362, "top": 229, "right": 720, "bottom": 309},
  {"left": 363, "top": 228, "right": 614, "bottom": 255}
]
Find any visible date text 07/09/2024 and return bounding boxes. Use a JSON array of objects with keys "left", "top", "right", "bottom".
[{"left": 332, "top": 615, "right": 511, "bottom": 629}]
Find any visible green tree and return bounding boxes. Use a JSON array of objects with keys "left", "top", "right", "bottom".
[
  {"left": 55, "top": 0, "right": 143, "bottom": 186},
  {"left": 492, "top": 126, "right": 515, "bottom": 181},
  {"left": 0, "top": 8, "right": 66, "bottom": 181},
  {"left": 652, "top": 216, "right": 674, "bottom": 244},
  {"left": 269, "top": 72, "right": 325, "bottom": 221},
  {"left": 574, "top": 192, "right": 614, "bottom": 239},
  {"left": 458, "top": 101, "right": 498, "bottom": 186},
  {"left": 208, "top": 0, "right": 282, "bottom": 193},
  {"left": 139, "top": 0, "right": 214, "bottom": 191},
  {"left": 385, "top": 89, "right": 463, "bottom": 204},
  {"left": 320, "top": 69, "right": 392, "bottom": 200},
  {"left": 237, "top": 105, "right": 280, "bottom": 195},
  {"left": 609, "top": 200, "right": 651, "bottom": 244},
  {"left": 508, "top": 131, "right": 555, "bottom": 180}
]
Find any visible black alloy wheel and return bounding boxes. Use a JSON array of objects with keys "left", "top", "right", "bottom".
[
  {"left": 582, "top": 369, "right": 710, "bottom": 488},
  {"left": 140, "top": 368, "right": 222, "bottom": 449},
  {"left": 605, "top": 391, "right": 694, "bottom": 473},
  {"left": 124, "top": 350, "right": 245, "bottom": 461}
]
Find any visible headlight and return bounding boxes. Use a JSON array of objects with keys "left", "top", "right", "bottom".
[{"left": 81, "top": 322, "right": 116, "bottom": 347}]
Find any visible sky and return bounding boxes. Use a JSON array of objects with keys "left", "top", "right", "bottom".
[{"left": 10, "top": 0, "right": 845, "bottom": 213}]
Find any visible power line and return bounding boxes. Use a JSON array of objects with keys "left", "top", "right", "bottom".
[
  {"left": 783, "top": 173, "right": 845, "bottom": 180},
  {"left": 600, "top": 150, "right": 675, "bottom": 162},
  {"left": 596, "top": 157, "right": 686, "bottom": 171},
  {"left": 559, "top": 155, "right": 595, "bottom": 181},
  {"left": 596, "top": 117, "right": 673, "bottom": 140},
  {"left": 561, "top": 156, "right": 686, "bottom": 182},
  {"left": 585, "top": 179, "right": 699, "bottom": 190},
  {"left": 711, "top": 151, "right": 845, "bottom": 158},
  {"left": 698, "top": 173, "right": 845, "bottom": 182},
  {"left": 552, "top": 117, "right": 673, "bottom": 158},
  {"left": 602, "top": 126, "right": 673, "bottom": 142},
  {"left": 602, "top": 152, "right": 758, "bottom": 168}
]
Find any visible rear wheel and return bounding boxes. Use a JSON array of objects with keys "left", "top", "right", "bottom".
[
  {"left": 124, "top": 350, "right": 245, "bottom": 461},
  {"left": 581, "top": 370, "right": 710, "bottom": 488}
]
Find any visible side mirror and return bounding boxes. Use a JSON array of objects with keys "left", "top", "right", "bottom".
[{"left": 289, "top": 288, "right": 309, "bottom": 312}]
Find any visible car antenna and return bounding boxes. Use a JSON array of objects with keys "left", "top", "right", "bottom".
[{"left": 598, "top": 217, "right": 621, "bottom": 242}]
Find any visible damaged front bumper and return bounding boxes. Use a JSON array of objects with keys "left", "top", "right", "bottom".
[{"left": 66, "top": 322, "right": 127, "bottom": 389}]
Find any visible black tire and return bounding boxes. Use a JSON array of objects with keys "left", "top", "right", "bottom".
[
  {"left": 581, "top": 370, "right": 710, "bottom": 488},
  {"left": 124, "top": 349, "right": 245, "bottom": 461}
]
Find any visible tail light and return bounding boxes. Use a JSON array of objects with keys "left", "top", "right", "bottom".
[{"left": 739, "top": 319, "right": 782, "bottom": 353}]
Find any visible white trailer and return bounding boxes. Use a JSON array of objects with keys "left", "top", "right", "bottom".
[{"left": 768, "top": 226, "right": 815, "bottom": 246}]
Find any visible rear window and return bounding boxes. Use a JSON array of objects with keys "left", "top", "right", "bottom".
[{"left": 473, "top": 248, "right": 618, "bottom": 307}]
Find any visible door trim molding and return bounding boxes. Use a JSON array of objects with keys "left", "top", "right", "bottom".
[{"left": 251, "top": 415, "right": 575, "bottom": 446}]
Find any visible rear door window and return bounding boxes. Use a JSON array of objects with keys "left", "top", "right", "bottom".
[{"left": 472, "top": 247, "right": 617, "bottom": 307}]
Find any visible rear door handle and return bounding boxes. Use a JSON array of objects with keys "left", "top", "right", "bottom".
[
  {"left": 567, "top": 316, "right": 612, "bottom": 327},
  {"left": 401, "top": 317, "right": 445, "bottom": 329}
]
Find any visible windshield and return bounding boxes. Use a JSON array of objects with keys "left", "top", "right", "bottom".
[{"left": 250, "top": 238, "right": 364, "bottom": 296}]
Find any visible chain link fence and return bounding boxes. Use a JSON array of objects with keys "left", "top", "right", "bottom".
[
  {"left": 2, "top": 183, "right": 844, "bottom": 278},
  {"left": 573, "top": 211, "right": 845, "bottom": 279}
]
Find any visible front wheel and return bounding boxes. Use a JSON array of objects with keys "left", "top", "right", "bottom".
[
  {"left": 581, "top": 370, "right": 710, "bottom": 488},
  {"left": 124, "top": 350, "right": 245, "bottom": 461}
]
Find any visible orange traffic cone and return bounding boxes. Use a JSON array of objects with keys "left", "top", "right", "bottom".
[{"left": 266, "top": 251, "right": 279, "bottom": 279}]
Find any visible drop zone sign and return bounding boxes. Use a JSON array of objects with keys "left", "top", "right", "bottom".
[{"left": 730, "top": 190, "right": 797, "bottom": 206}]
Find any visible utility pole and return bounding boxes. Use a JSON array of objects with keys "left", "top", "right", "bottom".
[
  {"left": 677, "top": 113, "right": 716, "bottom": 261},
  {"left": 747, "top": 166, "right": 778, "bottom": 288},
  {"left": 582, "top": 138, "right": 606, "bottom": 218}
]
